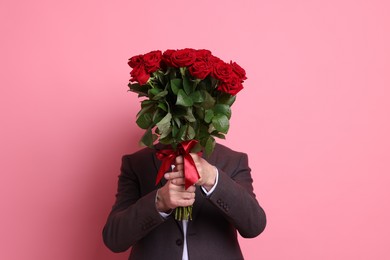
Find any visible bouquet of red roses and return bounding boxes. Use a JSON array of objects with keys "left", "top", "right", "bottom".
[{"left": 127, "top": 48, "right": 246, "bottom": 220}]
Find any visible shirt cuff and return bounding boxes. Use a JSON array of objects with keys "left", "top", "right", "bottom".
[
  {"left": 159, "top": 211, "right": 172, "bottom": 219},
  {"left": 201, "top": 167, "right": 219, "bottom": 196}
]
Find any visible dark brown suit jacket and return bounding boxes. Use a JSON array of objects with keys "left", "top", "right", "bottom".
[{"left": 103, "top": 143, "right": 266, "bottom": 260}]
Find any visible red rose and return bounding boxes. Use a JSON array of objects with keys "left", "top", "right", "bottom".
[
  {"left": 128, "top": 55, "right": 143, "bottom": 68},
  {"left": 189, "top": 61, "right": 212, "bottom": 80},
  {"left": 217, "top": 75, "right": 243, "bottom": 96},
  {"left": 130, "top": 65, "right": 149, "bottom": 85},
  {"left": 162, "top": 49, "right": 175, "bottom": 67},
  {"left": 208, "top": 55, "right": 222, "bottom": 66},
  {"left": 213, "top": 61, "right": 233, "bottom": 82},
  {"left": 230, "top": 61, "right": 247, "bottom": 81},
  {"left": 143, "top": 50, "right": 162, "bottom": 73},
  {"left": 170, "top": 48, "right": 197, "bottom": 67},
  {"left": 195, "top": 49, "right": 212, "bottom": 61}
]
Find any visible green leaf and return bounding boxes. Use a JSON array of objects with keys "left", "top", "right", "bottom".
[
  {"left": 208, "top": 123, "right": 215, "bottom": 133},
  {"left": 159, "top": 126, "right": 172, "bottom": 139},
  {"left": 194, "top": 106, "right": 205, "bottom": 119},
  {"left": 184, "top": 108, "right": 196, "bottom": 122},
  {"left": 141, "top": 100, "right": 155, "bottom": 107},
  {"left": 204, "top": 136, "right": 216, "bottom": 157},
  {"left": 213, "top": 104, "right": 231, "bottom": 119},
  {"left": 155, "top": 70, "right": 167, "bottom": 85},
  {"left": 129, "top": 83, "right": 149, "bottom": 97},
  {"left": 140, "top": 128, "right": 156, "bottom": 147},
  {"left": 212, "top": 114, "right": 229, "bottom": 133},
  {"left": 186, "top": 125, "right": 196, "bottom": 140},
  {"left": 204, "top": 109, "right": 214, "bottom": 123},
  {"left": 176, "top": 89, "right": 193, "bottom": 107},
  {"left": 156, "top": 112, "right": 172, "bottom": 134},
  {"left": 173, "top": 116, "right": 181, "bottom": 128},
  {"left": 152, "top": 110, "right": 165, "bottom": 124},
  {"left": 172, "top": 124, "right": 179, "bottom": 137},
  {"left": 198, "top": 124, "right": 209, "bottom": 139},
  {"left": 172, "top": 106, "right": 187, "bottom": 117},
  {"left": 152, "top": 90, "right": 168, "bottom": 100},
  {"left": 159, "top": 135, "right": 174, "bottom": 145},
  {"left": 149, "top": 88, "right": 161, "bottom": 96},
  {"left": 170, "top": 79, "right": 182, "bottom": 95},
  {"left": 190, "top": 91, "right": 204, "bottom": 103},
  {"left": 201, "top": 90, "right": 215, "bottom": 109},
  {"left": 137, "top": 103, "right": 154, "bottom": 117},
  {"left": 190, "top": 142, "right": 203, "bottom": 153},
  {"left": 183, "top": 76, "right": 193, "bottom": 95},
  {"left": 218, "top": 93, "right": 236, "bottom": 106},
  {"left": 136, "top": 113, "right": 153, "bottom": 129},
  {"left": 177, "top": 124, "right": 188, "bottom": 140},
  {"left": 211, "top": 131, "right": 226, "bottom": 139},
  {"left": 157, "top": 102, "right": 168, "bottom": 112}
]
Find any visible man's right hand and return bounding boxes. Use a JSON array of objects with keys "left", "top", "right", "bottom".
[{"left": 155, "top": 157, "right": 196, "bottom": 213}]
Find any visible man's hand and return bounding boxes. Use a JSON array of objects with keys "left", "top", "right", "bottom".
[
  {"left": 155, "top": 156, "right": 196, "bottom": 212},
  {"left": 188, "top": 153, "right": 217, "bottom": 191},
  {"left": 155, "top": 154, "right": 217, "bottom": 212}
]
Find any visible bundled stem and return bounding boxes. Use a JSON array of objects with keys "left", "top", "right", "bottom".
[{"left": 175, "top": 206, "right": 193, "bottom": 221}]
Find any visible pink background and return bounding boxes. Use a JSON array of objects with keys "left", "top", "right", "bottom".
[{"left": 1, "top": 0, "right": 389, "bottom": 259}]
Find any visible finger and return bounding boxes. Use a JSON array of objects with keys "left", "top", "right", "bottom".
[
  {"left": 195, "top": 177, "right": 204, "bottom": 186},
  {"left": 182, "top": 192, "right": 195, "bottom": 200},
  {"left": 164, "top": 171, "right": 183, "bottom": 180},
  {"left": 176, "top": 198, "right": 195, "bottom": 207},
  {"left": 171, "top": 177, "right": 185, "bottom": 186},
  {"left": 174, "top": 190, "right": 195, "bottom": 200},
  {"left": 190, "top": 153, "right": 201, "bottom": 161},
  {"left": 175, "top": 156, "right": 184, "bottom": 164},
  {"left": 175, "top": 163, "right": 184, "bottom": 172},
  {"left": 167, "top": 180, "right": 186, "bottom": 190},
  {"left": 185, "top": 185, "right": 196, "bottom": 193}
]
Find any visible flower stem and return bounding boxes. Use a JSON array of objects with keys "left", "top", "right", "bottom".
[{"left": 175, "top": 206, "right": 193, "bottom": 221}]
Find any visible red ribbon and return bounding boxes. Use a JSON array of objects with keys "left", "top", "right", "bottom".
[{"left": 155, "top": 140, "right": 201, "bottom": 189}]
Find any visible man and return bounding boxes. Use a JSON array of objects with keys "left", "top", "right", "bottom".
[{"left": 103, "top": 143, "right": 266, "bottom": 259}]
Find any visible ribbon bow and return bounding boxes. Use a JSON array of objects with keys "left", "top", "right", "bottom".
[{"left": 155, "top": 140, "right": 201, "bottom": 189}]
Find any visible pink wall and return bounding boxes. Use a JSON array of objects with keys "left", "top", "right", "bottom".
[{"left": 1, "top": 0, "right": 389, "bottom": 259}]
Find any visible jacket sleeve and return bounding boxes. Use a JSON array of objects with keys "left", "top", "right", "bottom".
[
  {"left": 102, "top": 155, "right": 165, "bottom": 253},
  {"left": 206, "top": 152, "right": 267, "bottom": 238}
]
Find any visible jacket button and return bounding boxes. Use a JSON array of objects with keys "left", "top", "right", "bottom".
[{"left": 176, "top": 239, "right": 183, "bottom": 246}]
